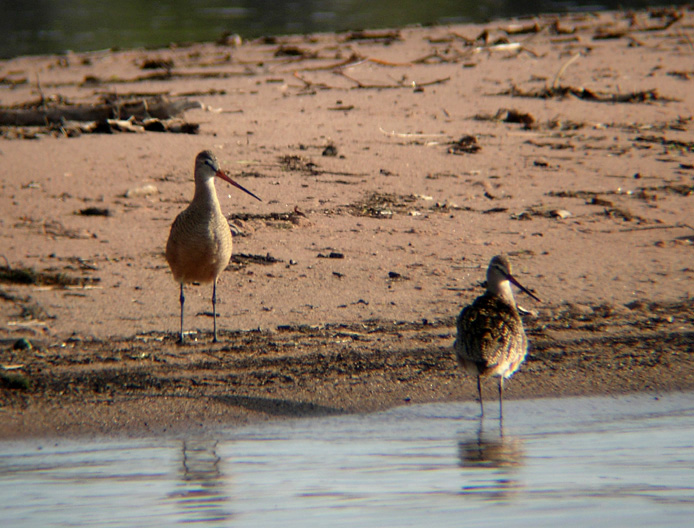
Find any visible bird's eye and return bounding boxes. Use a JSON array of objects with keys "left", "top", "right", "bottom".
[{"left": 205, "top": 160, "right": 215, "bottom": 169}]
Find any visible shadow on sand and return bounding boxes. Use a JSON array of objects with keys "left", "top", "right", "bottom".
[{"left": 213, "top": 394, "right": 346, "bottom": 418}]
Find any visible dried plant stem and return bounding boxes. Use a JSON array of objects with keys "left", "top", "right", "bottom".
[{"left": 552, "top": 52, "right": 582, "bottom": 90}]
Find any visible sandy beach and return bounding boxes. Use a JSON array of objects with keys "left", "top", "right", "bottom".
[{"left": 1, "top": 7, "right": 693, "bottom": 438}]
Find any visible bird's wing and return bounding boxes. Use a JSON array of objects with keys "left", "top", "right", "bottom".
[{"left": 456, "top": 295, "right": 524, "bottom": 371}]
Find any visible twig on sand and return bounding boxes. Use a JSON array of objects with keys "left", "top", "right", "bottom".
[
  {"left": 291, "top": 71, "right": 330, "bottom": 92},
  {"left": 412, "top": 48, "right": 474, "bottom": 64},
  {"left": 616, "top": 223, "right": 689, "bottom": 233},
  {"left": 295, "top": 54, "right": 411, "bottom": 72},
  {"left": 335, "top": 69, "right": 450, "bottom": 89},
  {"left": 676, "top": 28, "right": 694, "bottom": 52},
  {"left": 502, "top": 82, "right": 670, "bottom": 104},
  {"left": 552, "top": 52, "right": 582, "bottom": 90},
  {"left": 379, "top": 127, "right": 447, "bottom": 138}
]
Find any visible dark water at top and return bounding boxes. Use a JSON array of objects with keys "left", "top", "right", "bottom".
[{"left": 0, "top": 0, "right": 688, "bottom": 59}]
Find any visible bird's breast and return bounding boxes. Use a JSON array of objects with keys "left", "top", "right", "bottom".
[{"left": 166, "top": 204, "right": 233, "bottom": 284}]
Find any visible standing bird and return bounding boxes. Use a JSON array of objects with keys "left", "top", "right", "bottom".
[
  {"left": 166, "top": 150, "right": 261, "bottom": 343},
  {"left": 454, "top": 255, "right": 541, "bottom": 418}
]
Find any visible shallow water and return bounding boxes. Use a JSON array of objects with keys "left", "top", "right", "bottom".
[{"left": 1, "top": 392, "right": 693, "bottom": 527}]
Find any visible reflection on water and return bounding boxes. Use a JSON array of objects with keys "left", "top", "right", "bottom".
[
  {"left": 0, "top": 392, "right": 693, "bottom": 527},
  {"left": 458, "top": 418, "right": 524, "bottom": 500},
  {"left": 458, "top": 421, "right": 524, "bottom": 470},
  {"left": 169, "top": 438, "right": 232, "bottom": 524}
]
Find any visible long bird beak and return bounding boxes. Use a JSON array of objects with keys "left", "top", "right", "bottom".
[
  {"left": 507, "top": 274, "right": 541, "bottom": 303},
  {"left": 216, "top": 170, "right": 262, "bottom": 202}
]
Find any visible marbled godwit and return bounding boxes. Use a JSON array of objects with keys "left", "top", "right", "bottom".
[
  {"left": 166, "top": 150, "right": 261, "bottom": 343},
  {"left": 454, "top": 255, "right": 541, "bottom": 418}
]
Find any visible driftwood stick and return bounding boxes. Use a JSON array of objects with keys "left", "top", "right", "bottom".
[{"left": 0, "top": 97, "right": 201, "bottom": 126}]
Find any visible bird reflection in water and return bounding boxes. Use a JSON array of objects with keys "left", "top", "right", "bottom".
[
  {"left": 168, "top": 438, "right": 233, "bottom": 524},
  {"left": 457, "top": 419, "right": 524, "bottom": 501}
]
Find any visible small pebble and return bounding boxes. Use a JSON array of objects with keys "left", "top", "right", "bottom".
[
  {"left": 13, "top": 338, "right": 32, "bottom": 351},
  {"left": 125, "top": 184, "right": 158, "bottom": 198},
  {"left": 322, "top": 145, "right": 338, "bottom": 157},
  {"left": 551, "top": 209, "right": 572, "bottom": 219}
]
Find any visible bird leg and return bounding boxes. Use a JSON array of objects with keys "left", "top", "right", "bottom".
[
  {"left": 178, "top": 283, "right": 185, "bottom": 344},
  {"left": 212, "top": 279, "right": 218, "bottom": 343},
  {"left": 498, "top": 377, "right": 504, "bottom": 421},
  {"left": 477, "top": 376, "right": 484, "bottom": 416}
]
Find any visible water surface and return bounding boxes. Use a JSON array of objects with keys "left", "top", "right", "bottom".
[{"left": 1, "top": 392, "right": 693, "bottom": 527}]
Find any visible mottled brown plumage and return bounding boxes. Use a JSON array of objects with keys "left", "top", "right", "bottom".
[
  {"left": 166, "top": 150, "right": 261, "bottom": 343},
  {"left": 454, "top": 255, "right": 540, "bottom": 417}
]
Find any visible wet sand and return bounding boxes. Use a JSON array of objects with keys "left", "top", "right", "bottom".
[{"left": 1, "top": 8, "right": 693, "bottom": 438}]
